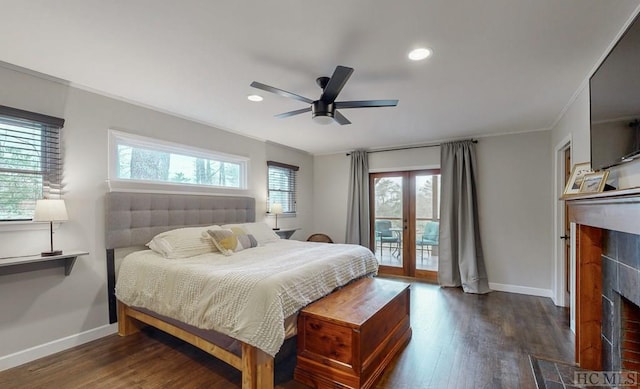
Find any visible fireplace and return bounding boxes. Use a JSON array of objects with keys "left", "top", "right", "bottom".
[
  {"left": 601, "top": 230, "right": 640, "bottom": 372},
  {"left": 567, "top": 188, "right": 640, "bottom": 371},
  {"left": 621, "top": 297, "right": 640, "bottom": 371}
]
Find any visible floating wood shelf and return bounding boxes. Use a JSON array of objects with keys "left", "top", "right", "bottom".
[
  {"left": 0, "top": 251, "right": 89, "bottom": 276},
  {"left": 275, "top": 228, "right": 299, "bottom": 239}
]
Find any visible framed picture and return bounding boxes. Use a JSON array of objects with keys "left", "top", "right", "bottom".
[
  {"left": 563, "top": 162, "right": 592, "bottom": 196},
  {"left": 579, "top": 171, "right": 609, "bottom": 193}
]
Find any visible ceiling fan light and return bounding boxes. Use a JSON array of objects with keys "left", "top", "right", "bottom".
[
  {"left": 312, "top": 114, "right": 334, "bottom": 125},
  {"left": 312, "top": 100, "right": 335, "bottom": 124},
  {"left": 408, "top": 47, "right": 432, "bottom": 61},
  {"left": 253, "top": 65, "right": 397, "bottom": 125},
  {"left": 247, "top": 94, "right": 263, "bottom": 102}
]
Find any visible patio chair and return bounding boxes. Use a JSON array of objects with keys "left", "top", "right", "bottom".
[
  {"left": 375, "top": 220, "right": 400, "bottom": 257},
  {"left": 417, "top": 221, "right": 439, "bottom": 262}
]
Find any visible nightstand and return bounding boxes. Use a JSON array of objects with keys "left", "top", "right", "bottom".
[{"left": 275, "top": 228, "right": 299, "bottom": 239}]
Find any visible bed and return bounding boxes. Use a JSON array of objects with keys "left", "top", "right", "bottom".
[{"left": 105, "top": 192, "right": 378, "bottom": 389}]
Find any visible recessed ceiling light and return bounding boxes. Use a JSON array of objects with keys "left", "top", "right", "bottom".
[
  {"left": 247, "top": 94, "right": 263, "bottom": 102},
  {"left": 408, "top": 48, "right": 432, "bottom": 61}
]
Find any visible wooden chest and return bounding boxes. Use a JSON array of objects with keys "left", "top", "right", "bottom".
[{"left": 294, "top": 277, "right": 412, "bottom": 389}]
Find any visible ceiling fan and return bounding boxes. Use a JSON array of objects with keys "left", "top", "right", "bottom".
[{"left": 250, "top": 65, "right": 398, "bottom": 125}]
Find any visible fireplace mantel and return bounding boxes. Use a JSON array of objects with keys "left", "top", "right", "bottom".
[
  {"left": 566, "top": 187, "right": 640, "bottom": 370},
  {"left": 566, "top": 187, "right": 640, "bottom": 235}
]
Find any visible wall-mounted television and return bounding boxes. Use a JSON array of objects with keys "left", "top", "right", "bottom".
[{"left": 590, "top": 14, "right": 640, "bottom": 171}]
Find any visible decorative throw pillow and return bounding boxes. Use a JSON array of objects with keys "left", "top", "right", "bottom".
[{"left": 206, "top": 228, "right": 258, "bottom": 256}]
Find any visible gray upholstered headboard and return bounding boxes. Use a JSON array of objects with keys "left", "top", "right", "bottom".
[
  {"left": 105, "top": 191, "right": 256, "bottom": 323},
  {"left": 105, "top": 191, "right": 256, "bottom": 249}
]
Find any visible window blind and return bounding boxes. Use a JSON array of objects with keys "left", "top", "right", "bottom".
[
  {"left": 0, "top": 105, "right": 64, "bottom": 221},
  {"left": 267, "top": 161, "right": 299, "bottom": 214}
]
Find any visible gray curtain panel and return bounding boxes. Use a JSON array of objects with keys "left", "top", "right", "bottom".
[
  {"left": 345, "top": 150, "right": 370, "bottom": 246},
  {"left": 439, "top": 140, "right": 490, "bottom": 294}
]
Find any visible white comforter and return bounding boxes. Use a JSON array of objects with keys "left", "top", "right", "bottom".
[{"left": 115, "top": 240, "right": 378, "bottom": 356}]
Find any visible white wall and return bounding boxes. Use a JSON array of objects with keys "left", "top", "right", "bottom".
[
  {"left": 312, "top": 147, "right": 440, "bottom": 244},
  {"left": 551, "top": 84, "right": 640, "bottom": 187},
  {"left": 551, "top": 86, "right": 591, "bottom": 165},
  {"left": 476, "top": 131, "right": 553, "bottom": 295},
  {"left": 265, "top": 142, "right": 313, "bottom": 240},
  {"left": 369, "top": 147, "right": 440, "bottom": 172},
  {"left": 312, "top": 153, "right": 350, "bottom": 243},
  {"left": 550, "top": 69, "right": 640, "bottom": 315},
  {"left": 313, "top": 132, "right": 554, "bottom": 295},
  {"left": 0, "top": 64, "right": 313, "bottom": 368}
]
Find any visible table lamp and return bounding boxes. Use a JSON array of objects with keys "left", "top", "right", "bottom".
[
  {"left": 271, "top": 203, "right": 283, "bottom": 230},
  {"left": 33, "top": 199, "right": 68, "bottom": 256}
]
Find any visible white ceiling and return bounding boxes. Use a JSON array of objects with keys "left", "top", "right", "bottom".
[{"left": 1, "top": 0, "right": 639, "bottom": 154}]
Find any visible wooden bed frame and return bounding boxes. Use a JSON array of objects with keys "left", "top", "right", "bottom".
[
  {"left": 105, "top": 192, "right": 277, "bottom": 389},
  {"left": 117, "top": 301, "right": 274, "bottom": 389}
]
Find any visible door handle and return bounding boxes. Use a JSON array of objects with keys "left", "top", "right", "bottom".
[{"left": 560, "top": 235, "right": 570, "bottom": 240}]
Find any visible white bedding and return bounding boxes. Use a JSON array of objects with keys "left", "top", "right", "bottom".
[{"left": 115, "top": 239, "right": 378, "bottom": 356}]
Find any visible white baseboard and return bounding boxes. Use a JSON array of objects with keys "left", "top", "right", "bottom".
[
  {"left": 489, "top": 282, "right": 553, "bottom": 298},
  {"left": 0, "top": 323, "right": 118, "bottom": 372}
]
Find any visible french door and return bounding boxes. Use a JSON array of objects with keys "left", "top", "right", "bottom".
[{"left": 369, "top": 169, "right": 440, "bottom": 281}]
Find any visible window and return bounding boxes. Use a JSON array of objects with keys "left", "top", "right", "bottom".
[
  {"left": 267, "top": 161, "right": 298, "bottom": 213},
  {"left": 109, "top": 130, "right": 248, "bottom": 190},
  {"left": 0, "top": 106, "right": 64, "bottom": 221}
]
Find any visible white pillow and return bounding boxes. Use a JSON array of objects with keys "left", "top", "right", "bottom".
[
  {"left": 147, "top": 225, "right": 222, "bottom": 258},
  {"left": 242, "top": 222, "right": 281, "bottom": 244},
  {"left": 220, "top": 223, "right": 244, "bottom": 232},
  {"left": 221, "top": 222, "right": 280, "bottom": 245}
]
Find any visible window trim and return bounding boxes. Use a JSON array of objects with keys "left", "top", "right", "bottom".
[{"left": 108, "top": 129, "right": 249, "bottom": 191}]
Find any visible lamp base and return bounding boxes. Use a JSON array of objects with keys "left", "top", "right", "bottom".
[{"left": 41, "top": 250, "right": 63, "bottom": 257}]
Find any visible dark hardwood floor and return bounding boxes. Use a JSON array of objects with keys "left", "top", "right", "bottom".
[{"left": 0, "top": 279, "right": 573, "bottom": 389}]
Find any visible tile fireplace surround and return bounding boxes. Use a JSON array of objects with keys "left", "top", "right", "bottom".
[
  {"left": 601, "top": 230, "right": 640, "bottom": 371},
  {"left": 566, "top": 187, "right": 640, "bottom": 372}
]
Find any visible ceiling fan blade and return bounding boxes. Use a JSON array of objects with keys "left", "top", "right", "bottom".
[
  {"left": 320, "top": 66, "right": 354, "bottom": 103},
  {"left": 250, "top": 81, "right": 313, "bottom": 104},
  {"left": 274, "top": 107, "right": 312, "bottom": 118},
  {"left": 334, "top": 110, "right": 351, "bottom": 125},
  {"left": 335, "top": 99, "right": 399, "bottom": 109}
]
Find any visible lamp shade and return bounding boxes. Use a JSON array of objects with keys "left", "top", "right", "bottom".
[
  {"left": 270, "top": 203, "right": 283, "bottom": 215},
  {"left": 33, "top": 199, "right": 68, "bottom": 222}
]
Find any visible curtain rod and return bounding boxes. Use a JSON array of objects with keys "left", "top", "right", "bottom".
[{"left": 345, "top": 140, "right": 478, "bottom": 156}]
